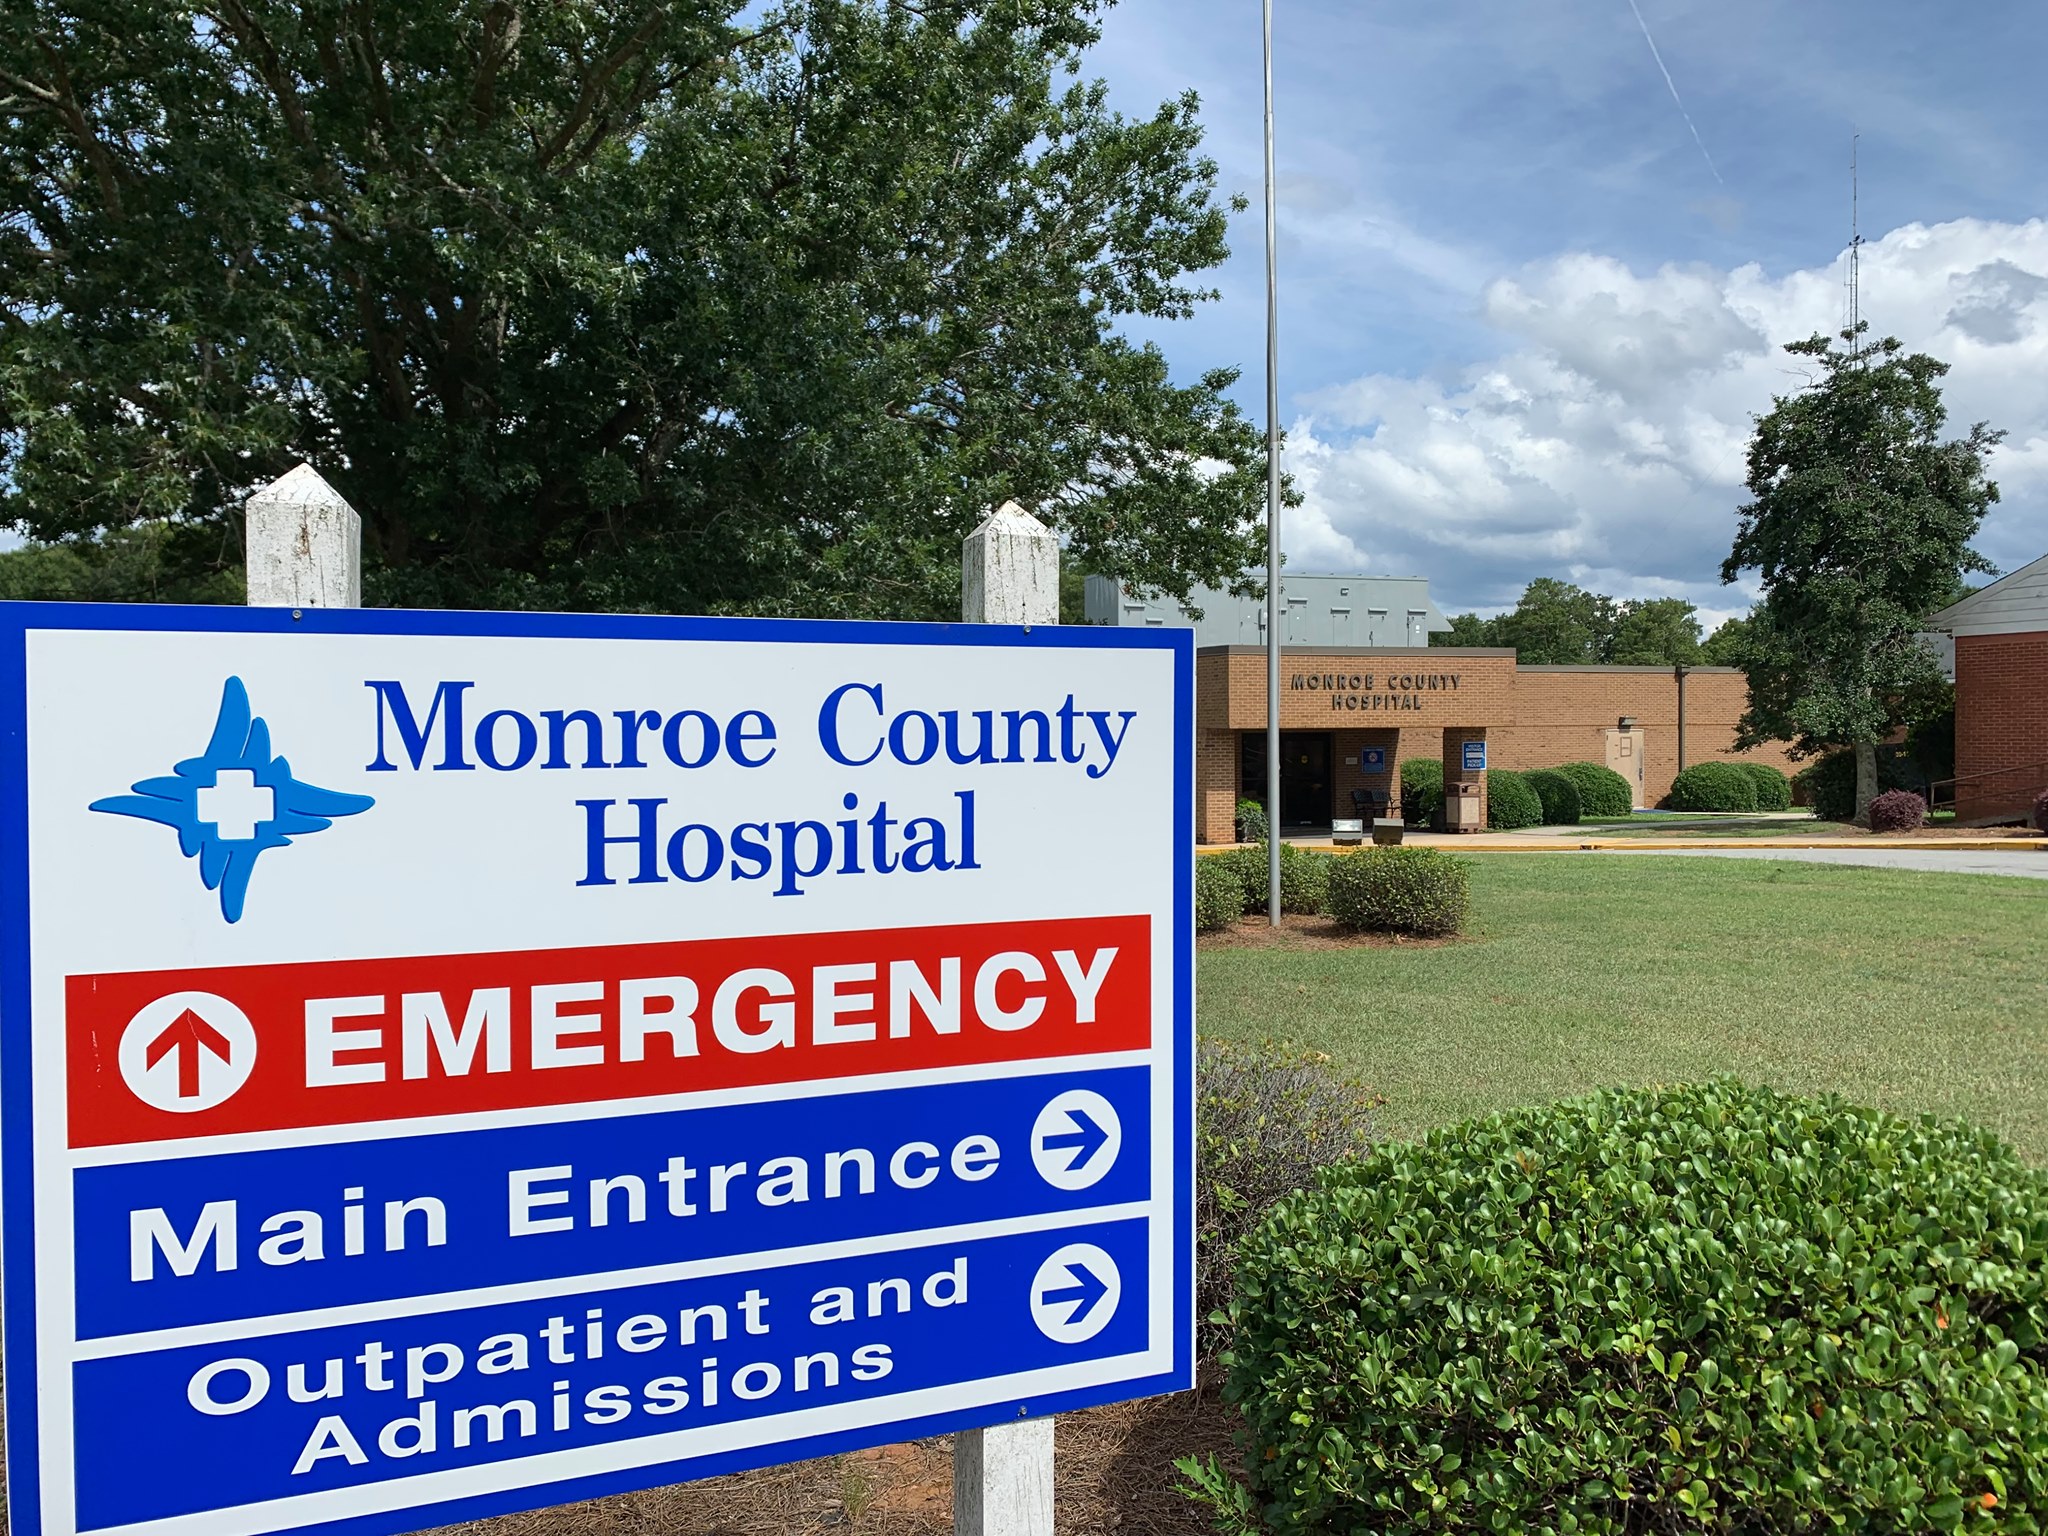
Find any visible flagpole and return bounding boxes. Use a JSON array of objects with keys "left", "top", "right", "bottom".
[{"left": 1262, "top": 0, "right": 1282, "bottom": 924}]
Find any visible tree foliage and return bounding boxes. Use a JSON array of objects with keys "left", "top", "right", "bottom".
[
  {"left": 0, "top": 0, "right": 1268, "bottom": 615},
  {"left": 1722, "top": 331, "right": 1999, "bottom": 820},
  {"left": 1434, "top": 578, "right": 1702, "bottom": 666}
]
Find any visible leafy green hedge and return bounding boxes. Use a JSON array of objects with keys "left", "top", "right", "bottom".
[
  {"left": 1195, "top": 856, "right": 1243, "bottom": 932},
  {"left": 1399, "top": 758, "right": 1443, "bottom": 823},
  {"left": 1521, "top": 767, "right": 1582, "bottom": 826},
  {"left": 1736, "top": 760, "right": 1793, "bottom": 811},
  {"left": 1220, "top": 843, "right": 1332, "bottom": 916},
  {"left": 1668, "top": 760, "right": 1759, "bottom": 812},
  {"left": 1484, "top": 768, "right": 1544, "bottom": 830},
  {"left": 1795, "top": 750, "right": 1924, "bottom": 822},
  {"left": 1223, "top": 1080, "right": 2048, "bottom": 1535},
  {"left": 1554, "top": 760, "right": 1634, "bottom": 817},
  {"left": 1325, "top": 846, "right": 1469, "bottom": 936}
]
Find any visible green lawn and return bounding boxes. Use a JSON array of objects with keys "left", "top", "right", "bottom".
[{"left": 1198, "top": 854, "right": 2048, "bottom": 1158}]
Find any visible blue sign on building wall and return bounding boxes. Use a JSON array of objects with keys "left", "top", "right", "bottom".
[{"left": 1462, "top": 739, "right": 1488, "bottom": 772}]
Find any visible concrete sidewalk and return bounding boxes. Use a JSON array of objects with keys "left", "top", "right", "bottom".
[{"left": 1619, "top": 847, "right": 2048, "bottom": 880}]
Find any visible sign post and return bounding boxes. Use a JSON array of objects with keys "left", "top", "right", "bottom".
[{"left": 0, "top": 524, "right": 1192, "bottom": 1536}]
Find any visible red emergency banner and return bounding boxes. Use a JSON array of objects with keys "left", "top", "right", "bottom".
[{"left": 67, "top": 915, "right": 1150, "bottom": 1148}]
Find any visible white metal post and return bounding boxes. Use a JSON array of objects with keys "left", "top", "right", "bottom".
[
  {"left": 1261, "top": 0, "right": 1283, "bottom": 921},
  {"left": 955, "top": 499, "right": 1060, "bottom": 1536}
]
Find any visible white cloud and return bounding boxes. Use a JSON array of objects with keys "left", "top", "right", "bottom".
[{"left": 1287, "top": 217, "right": 2048, "bottom": 612}]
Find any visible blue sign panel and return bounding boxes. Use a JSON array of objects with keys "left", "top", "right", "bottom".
[
  {"left": 1462, "top": 740, "right": 1488, "bottom": 772},
  {"left": 1359, "top": 748, "right": 1386, "bottom": 771},
  {"left": 0, "top": 604, "right": 1194, "bottom": 1536}
]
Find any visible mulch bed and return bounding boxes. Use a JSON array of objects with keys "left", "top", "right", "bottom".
[
  {"left": 424, "top": 1384, "right": 1242, "bottom": 1536},
  {"left": 1198, "top": 913, "right": 1457, "bottom": 952}
]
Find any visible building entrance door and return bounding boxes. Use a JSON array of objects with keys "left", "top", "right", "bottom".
[
  {"left": 1240, "top": 732, "right": 1334, "bottom": 827},
  {"left": 1605, "top": 727, "right": 1647, "bottom": 808}
]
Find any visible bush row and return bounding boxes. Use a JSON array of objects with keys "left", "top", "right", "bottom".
[
  {"left": 1196, "top": 844, "right": 1471, "bottom": 938},
  {"left": 1397, "top": 758, "right": 1634, "bottom": 826},
  {"left": 1666, "top": 759, "right": 1796, "bottom": 812},
  {"left": 1220, "top": 1078, "right": 2048, "bottom": 1535}
]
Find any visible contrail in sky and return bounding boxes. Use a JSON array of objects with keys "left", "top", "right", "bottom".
[{"left": 1624, "top": 0, "right": 1724, "bottom": 185}]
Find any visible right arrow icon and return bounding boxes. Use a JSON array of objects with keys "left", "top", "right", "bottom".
[
  {"left": 1030, "top": 1243, "right": 1121, "bottom": 1344},
  {"left": 1030, "top": 1089, "right": 1123, "bottom": 1191}
]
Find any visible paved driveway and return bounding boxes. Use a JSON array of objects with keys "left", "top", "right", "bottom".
[{"left": 1622, "top": 847, "right": 2048, "bottom": 880}]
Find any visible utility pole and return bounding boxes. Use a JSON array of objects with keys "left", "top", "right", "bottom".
[{"left": 1261, "top": 0, "right": 1282, "bottom": 924}]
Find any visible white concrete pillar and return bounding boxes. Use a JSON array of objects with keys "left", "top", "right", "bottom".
[
  {"left": 954, "top": 1417, "right": 1055, "bottom": 1536},
  {"left": 245, "top": 463, "right": 361, "bottom": 609},
  {"left": 954, "top": 498, "right": 1058, "bottom": 1536},
  {"left": 962, "top": 501, "right": 1058, "bottom": 626}
]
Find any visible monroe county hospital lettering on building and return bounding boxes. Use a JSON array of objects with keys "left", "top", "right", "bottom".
[{"left": 1085, "top": 573, "right": 1797, "bottom": 840}]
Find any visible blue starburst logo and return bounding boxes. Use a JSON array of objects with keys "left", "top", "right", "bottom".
[{"left": 91, "top": 676, "right": 375, "bottom": 923}]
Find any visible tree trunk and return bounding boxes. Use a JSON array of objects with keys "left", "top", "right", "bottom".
[{"left": 1853, "top": 739, "right": 1879, "bottom": 827}]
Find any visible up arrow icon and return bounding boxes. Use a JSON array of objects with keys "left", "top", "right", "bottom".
[
  {"left": 117, "top": 991, "right": 257, "bottom": 1114},
  {"left": 144, "top": 1009, "right": 234, "bottom": 1101}
]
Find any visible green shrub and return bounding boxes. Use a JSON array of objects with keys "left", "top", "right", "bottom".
[
  {"left": 1794, "top": 750, "right": 1924, "bottom": 821},
  {"left": 1225, "top": 1079, "right": 2048, "bottom": 1536},
  {"left": 1194, "top": 857, "right": 1244, "bottom": 932},
  {"left": 1554, "top": 760, "right": 1634, "bottom": 817},
  {"left": 1399, "top": 758, "right": 1443, "bottom": 824},
  {"left": 1736, "top": 760, "right": 1793, "bottom": 811},
  {"left": 1195, "top": 1038, "right": 1378, "bottom": 1357},
  {"left": 1324, "top": 846, "right": 1469, "bottom": 936},
  {"left": 1221, "top": 843, "right": 1332, "bottom": 916},
  {"left": 1234, "top": 797, "right": 1268, "bottom": 843},
  {"left": 1520, "top": 767, "right": 1582, "bottom": 826},
  {"left": 1484, "top": 767, "right": 1543, "bottom": 830},
  {"left": 1668, "top": 759, "right": 1759, "bottom": 812}
]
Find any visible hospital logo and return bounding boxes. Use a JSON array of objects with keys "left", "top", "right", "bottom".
[{"left": 91, "top": 677, "right": 375, "bottom": 924}]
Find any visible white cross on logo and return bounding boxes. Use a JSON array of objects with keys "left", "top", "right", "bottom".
[{"left": 196, "top": 769, "right": 275, "bottom": 842}]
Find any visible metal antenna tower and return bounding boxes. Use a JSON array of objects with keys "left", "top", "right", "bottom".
[{"left": 1846, "top": 132, "right": 1864, "bottom": 351}]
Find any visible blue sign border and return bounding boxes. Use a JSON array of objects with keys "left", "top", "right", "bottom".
[{"left": 0, "top": 600, "right": 1195, "bottom": 1536}]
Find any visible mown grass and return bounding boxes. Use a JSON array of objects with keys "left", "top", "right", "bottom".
[{"left": 1198, "top": 854, "right": 2048, "bottom": 1158}]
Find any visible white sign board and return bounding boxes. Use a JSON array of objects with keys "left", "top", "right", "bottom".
[{"left": 0, "top": 604, "right": 1193, "bottom": 1536}]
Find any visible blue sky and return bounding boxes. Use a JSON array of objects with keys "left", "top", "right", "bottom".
[{"left": 1083, "top": 0, "right": 2048, "bottom": 620}]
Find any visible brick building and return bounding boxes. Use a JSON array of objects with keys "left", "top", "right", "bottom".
[
  {"left": 1195, "top": 646, "right": 1796, "bottom": 842},
  {"left": 1929, "top": 551, "right": 2048, "bottom": 823}
]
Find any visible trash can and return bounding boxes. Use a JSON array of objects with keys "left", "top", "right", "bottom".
[{"left": 1445, "top": 779, "right": 1484, "bottom": 833}]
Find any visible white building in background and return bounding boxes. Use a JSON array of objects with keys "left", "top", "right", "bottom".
[{"left": 1082, "top": 572, "right": 1452, "bottom": 648}]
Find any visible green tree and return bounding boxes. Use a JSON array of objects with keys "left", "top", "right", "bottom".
[
  {"left": 0, "top": 0, "right": 1267, "bottom": 616},
  {"left": 1698, "top": 614, "right": 1749, "bottom": 665},
  {"left": 1607, "top": 597, "right": 1702, "bottom": 665},
  {"left": 1492, "top": 578, "right": 1616, "bottom": 664},
  {"left": 1722, "top": 331, "right": 1999, "bottom": 822},
  {"left": 1432, "top": 611, "right": 1501, "bottom": 648}
]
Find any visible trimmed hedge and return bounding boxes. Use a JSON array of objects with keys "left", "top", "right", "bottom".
[
  {"left": 1399, "top": 757, "right": 1443, "bottom": 824},
  {"left": 1736, "top": 760, "right": 1793, "bottom": 811},
  {"left": 1554, "top": 760, "right": 1634, "bottom": 817},
  {"left": 1668, "top": 760, "right": 1760, "bottom": 812},
  {"left": 1194, "top": 856, "right": 1243, "bottom": 932},
  {"left": 1225, "top": 1080, "right": 2048, "bottom": 1535},
  {"left": 1871, "top": 787, "right": 1928, "bottom": 833},
  {"left": 1521, "top": 767, "right": 1582, "bottom": 826},
  {"left": 1325, "top": 846, "right": 1469, "bottom": 936},
  {"left": 1484, "top": 768, "right": 1544, "bottom": 830},
  {"left": 1221, "top": 843, "right": 1332, "bottom": 916}
]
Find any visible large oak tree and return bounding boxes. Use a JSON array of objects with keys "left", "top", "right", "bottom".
[{"left": 1, "top": 0, "right": 1268, "bottom": 615}]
